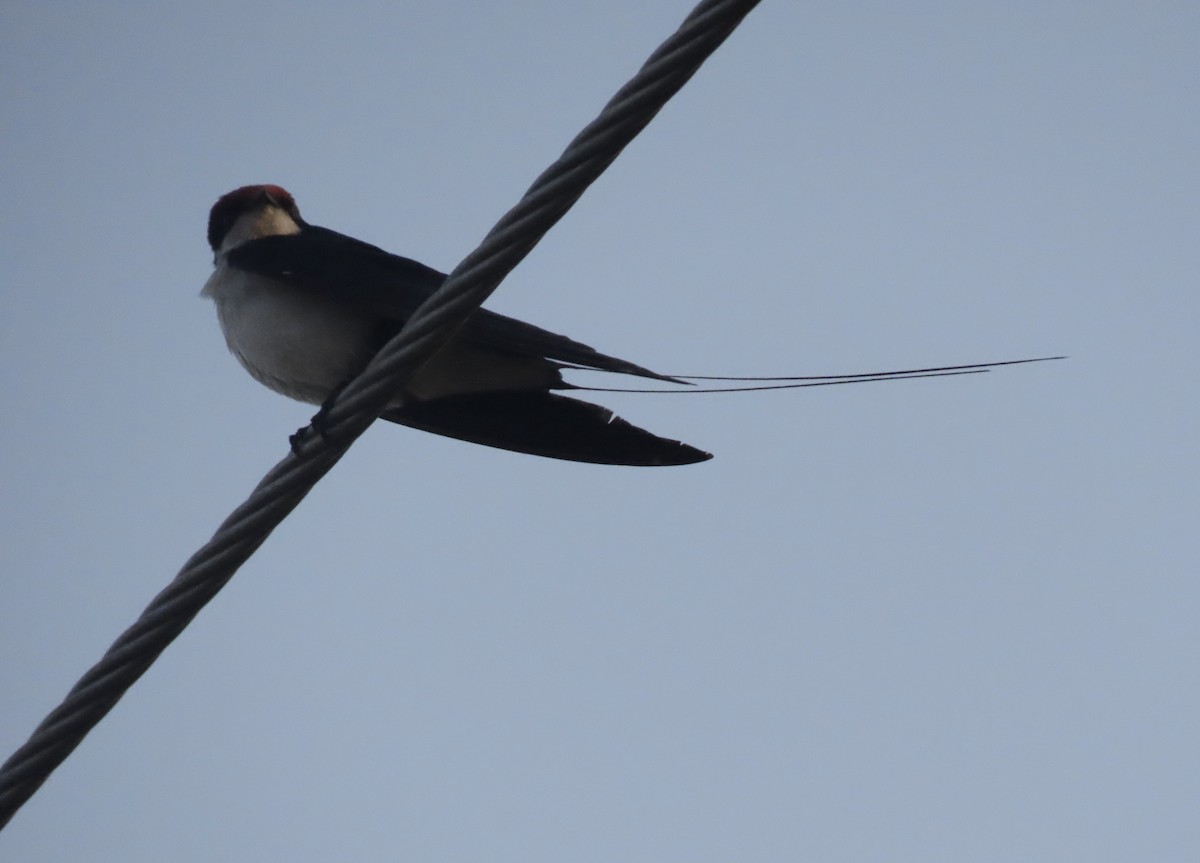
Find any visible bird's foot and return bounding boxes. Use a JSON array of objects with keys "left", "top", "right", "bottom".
[
  {"left": 288, "top": 424, "right": 315, "bottom": 454},
  {"left": 289, "top": 382, "right": 350, "bottom": 454}
]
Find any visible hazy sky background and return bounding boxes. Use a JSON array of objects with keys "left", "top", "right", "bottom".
[{"left": 2, "top": 2, "right": 1196, "bottom": 860}]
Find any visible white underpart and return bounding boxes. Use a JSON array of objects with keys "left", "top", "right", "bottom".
[{"left": 203, "top": 264, "right": 380, "bottom": 405}]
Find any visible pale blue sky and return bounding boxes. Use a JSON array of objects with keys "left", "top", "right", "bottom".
[{"left": 2, "top": 2, "right": 1196, "bottom": 860}]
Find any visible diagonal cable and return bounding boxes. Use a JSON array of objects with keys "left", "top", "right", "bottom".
[{"left": 0, "top": 0, "right": 762, "bottom": 829}]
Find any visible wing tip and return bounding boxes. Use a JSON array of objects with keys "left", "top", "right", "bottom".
[{"left": 648, "top": 442, "right": 713, "bottom": 467}]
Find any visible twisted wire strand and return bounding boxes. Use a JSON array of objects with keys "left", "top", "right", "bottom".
[{"left": 0, "top": 0, "right": 762, "bottom": 829}]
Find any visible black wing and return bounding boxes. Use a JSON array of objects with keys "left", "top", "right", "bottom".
[
  {"left": 226, "top": 227, "right": 682, "bottom": 383},
  {"left": 382, "top": 391, "right": 711, "bottom": 466}
]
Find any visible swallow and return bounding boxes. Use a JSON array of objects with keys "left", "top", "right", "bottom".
[
  {"left": 202, "top": 184, "right": 714, "bottom": 465},
  {"left": 202, "top": 185, "right": 1060, "bottom": 466}
]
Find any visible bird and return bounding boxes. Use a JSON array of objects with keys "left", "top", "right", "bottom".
[
  {"left": 202, "top": 184, "right": 717, "bottom": 465},
  {"left": 202, "top": 184, "right": 1059, "bottom": 466}
]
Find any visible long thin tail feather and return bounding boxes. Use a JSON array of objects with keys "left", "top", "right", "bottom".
[{"left": 564, "top": 356, "right": 1064, "bottom": 394}]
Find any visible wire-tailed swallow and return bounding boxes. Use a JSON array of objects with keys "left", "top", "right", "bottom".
[
  {"left": 202, "top": 185, "right": 1060, "bottom": 466},
  {"left": 202, "top": 184, "right": 712, "bottom": 465}
]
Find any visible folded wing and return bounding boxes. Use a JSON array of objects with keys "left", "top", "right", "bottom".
[
  {"left": 382, "top": 391, "right": 711, "bottom": 466},
  {"left": 225, "top": 228, "right": 683, "bottom": 383}
]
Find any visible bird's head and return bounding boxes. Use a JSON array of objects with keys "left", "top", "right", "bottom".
[{"left": 207, "top": 184, "right": 304, "bottom": 255}]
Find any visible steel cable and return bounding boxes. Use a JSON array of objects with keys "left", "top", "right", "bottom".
[{"left": 0, "top": 0, "right": 762, "bottom": 829}]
